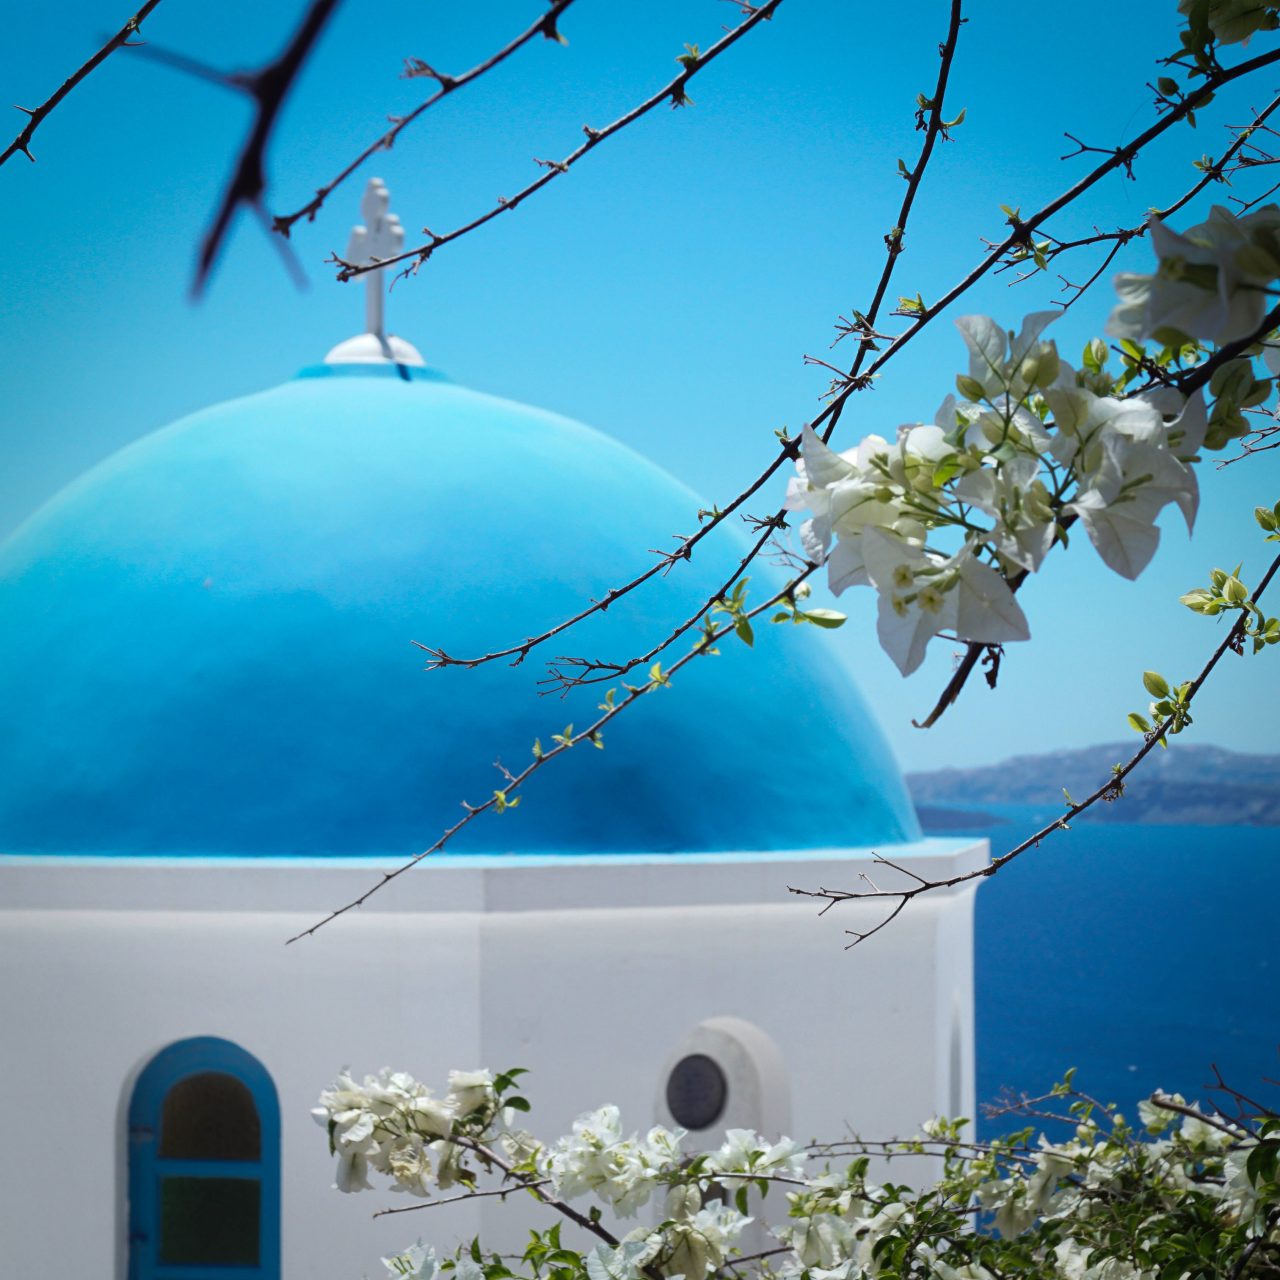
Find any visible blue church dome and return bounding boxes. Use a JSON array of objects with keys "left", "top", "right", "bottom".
[{"left": 0, "top": 361, "right": 920, "bottom": 857}]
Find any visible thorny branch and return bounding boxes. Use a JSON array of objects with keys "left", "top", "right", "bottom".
[
  {"left": 286, "top": 565, "right": 818, "bottom": 943},
  {"left": 199, "top": 14, "right": 1280, "bottom": 938},
  {"left": 191, "top": 0, "right": 340, "bottom": 294},
  {"left": 373, "top": 1179, "right": 551, "bottom": 1218},
  {"left": 423, "top": 0, "right": 969, "bottom": 690},
  {"left": 911, "top": 295, "right": 1280, "bottom": 729},
  {"left": 431, "top": 41, "right": 1280, "bottom": 717},
  {"left": 274, "top": 0, "right": 579, "bottom": 235},
  {"left": 440, "top": 1134, "right": 631, "bottom": 1259},
  {"left": 0, "top": 0, "right": 165, "bottom": 167},
  {"left": 999, "top": 94, "right": 1280, "bottom": 306},
  {"left": 326, "top": 0, "right": 785, "bottom": 282},
  {"left": 788, "top": 550, "right": 1280, "bottom": 947},
  {"left": 516, "top": 0, "right": 971, "bottom": 698}
]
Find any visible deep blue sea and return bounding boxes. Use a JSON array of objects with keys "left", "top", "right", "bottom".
[{"left": 967, "top": 806, "right": 1279, "bottom": 1139}]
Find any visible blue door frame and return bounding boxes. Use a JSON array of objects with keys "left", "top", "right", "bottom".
[{"left": 128, "top": 1037, "right": 281, "bottom": 1280}]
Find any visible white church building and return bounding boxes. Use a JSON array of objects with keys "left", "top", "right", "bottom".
[{"left": 0, "top": 183, "right": 985, "bottom": 1279}]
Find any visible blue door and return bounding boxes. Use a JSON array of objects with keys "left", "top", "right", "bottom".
[{"left": 128, "top": 1038, "right": 280, "bottom": 1280}]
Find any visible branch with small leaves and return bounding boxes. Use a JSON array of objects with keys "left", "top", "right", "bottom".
[
  {"left": 287, "top": 563, "right": 816, "bottom": 942},
  {"left": 317, "top": 1061, "right": 1280, "bottom": 1280},
  {"left": 790, "top": 541, "right": 1280, "bottom": 947},
  {"left": 426, "top": 0, "right": 967, "bottom": 696},
  {"left": 427, "top": 30, "right": 1280, "bottom": 714}
]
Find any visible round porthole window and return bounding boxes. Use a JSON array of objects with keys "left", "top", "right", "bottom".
[{"left": 665, "top": 1053, "right": 728, "bottom": 1130}]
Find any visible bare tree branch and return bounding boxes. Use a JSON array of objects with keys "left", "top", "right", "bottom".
[
  {"left": 286, "top": 563, "right": 817, "bottom": 943},
  {"left": 327, "top": 0, "right": 786, "bottom": 282},
  {"left": 0, "top": 0, "right": 165, "bottom": 167},
  {"left": 423, "top": 0, "right": 969, "bottom": 685},
  {"left": 789, "top": 549, "right": 1280, "bottom": 944},
  {"left": 425, "top": 41, "right": 1280, "bottom": 700},
  {"left": 192, "top": 0, "right": 341, "bottom": 295},
  {"left": 274, "top": 0, "right": 579, "bottom": 236}
]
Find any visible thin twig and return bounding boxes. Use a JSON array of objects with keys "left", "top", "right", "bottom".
[
  {"left": 373, "top": 1178, "right": 550, "bottom": 1217},
  {"left": 426, "top": 0, "right": 967, "bottom": 686},
  {"left": 428, "top": 39, "right": 1280, "bottom": 695},
  {"left": 274, "top": 0, "right": 579, "bottom": 235},
  {"left": 1147, "top": 1093, "right": 1250, "bottom": 1139},
  {"left": 0, "top": 0, "right": 165, "bottom": 166},
  {"left": 286, "top": 564, "right": 817, "bottom": 942},
  {"left": 790, "top": 549, "right": 1280, "bottom": 940},
  {"left": 192, "top": 0, "right": 340, "bottom": 295},
  {"left": 329, "top": 0, "right": 786, "bottom": 281}
]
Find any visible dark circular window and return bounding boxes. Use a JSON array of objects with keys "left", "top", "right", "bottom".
[{"left": 666, "top": 1054, "right": 728, "bottom": 1130}]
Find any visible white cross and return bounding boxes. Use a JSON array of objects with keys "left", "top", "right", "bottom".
[{"left": 346, "top": 178, "right": 405, "bottom": 342}]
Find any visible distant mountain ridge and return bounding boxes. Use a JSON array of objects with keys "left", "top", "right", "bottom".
[{"left": 908, "top": 742, "right": 1280, "bottom": 827}]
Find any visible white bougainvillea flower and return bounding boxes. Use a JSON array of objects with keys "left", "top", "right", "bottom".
[
  {"left": 861, "top": 532, "right": 1030, "bottom": 674},
  {"left": 1108, "top": 205, "right": 1280, "bottom": 345},
  {"left": 453, "top": 1259, "right": 485, "bottom": 1280},
  {"left": 950, "top": 550, "right": 1031, "bottom": 645},
  {"left": 706, "top": 1127, "right": 806, "bottom": 1188},
  {"left": 955, "top": 311, "right": 1059, "bottom": 399},
  {"left": 1066, "top": 481, "right": 1166, "bottom": 580},
  {"left": 954, "top": 457, "right": 1056, "bottom": 572},
  {"left": 1177, "top": 0, "right": 1280, "bottom": 45},
  {"left": 586, "top": 1239, "right": 662, "bottom": 1280},
  {"left": 860, "top": 529, "right": 953, "bottom": 675},
  {"left": 778, "top": 1211, "right": 861, "bottom": 1270},
  {"left": 446, "top": 1068, "right": 494, "bottom": 1116},
  {"left": 547, "top": 1106, "right": 685, "bottom": 1217},
  {"left": 663, "top": 1200, "right": 753, "bottom": 1280},
  {"left": 1067, "top": 419, "right": 1198, "bottom": 578},
  {"left": 825, "top": 537, "right": 869, "bottom": 594},
  {"left": 381, "top": 1241, "right": 435, "bottom": 1280}
]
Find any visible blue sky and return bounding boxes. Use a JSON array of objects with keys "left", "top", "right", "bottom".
[{"left": 2, "top": 0, "right": 1277, "bottom": 772}]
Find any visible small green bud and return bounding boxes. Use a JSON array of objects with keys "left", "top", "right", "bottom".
[
  {"left": 1223, "top": 575, "right": 1249, "bottom": 604},
  {"left": 956, "top": 374, "right": 987, "bottom": 402}
]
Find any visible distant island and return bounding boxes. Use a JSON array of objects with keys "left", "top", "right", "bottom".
[{"left": 908, "top": 742, "right": 1280, "bottom": 829}]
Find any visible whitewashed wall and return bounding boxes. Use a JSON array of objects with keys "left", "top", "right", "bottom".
[{"left": 0, "top": 843, "right": 983, "bottom": 1278}]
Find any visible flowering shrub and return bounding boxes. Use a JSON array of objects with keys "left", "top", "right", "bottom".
[
  {"left": 782, "top": 200, "right": 1280, "bottom": 677},
  {"left": 315, "top": 1067, "right": 1280, "bottom": 1280}
]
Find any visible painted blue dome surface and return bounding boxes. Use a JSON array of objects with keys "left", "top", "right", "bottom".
[{"left": 0, "top": 364, "right": 919, "bottom": 856}]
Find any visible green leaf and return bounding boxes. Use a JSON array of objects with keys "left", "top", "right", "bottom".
[
  {"left": 1142, "top": 670, "right": 1170, "bottom": 698},
  {"left": 735, "top": 616, "right": 755, "bottom": 647},
  {"left": 932, "top": 455, "right": 964, "bottom": 487},
  {"left": 1127, "top": 712, "right": 1151, "bottom": 733},
  {"left": 801, "top": 608, "right": 847, "bottom": 629}
]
